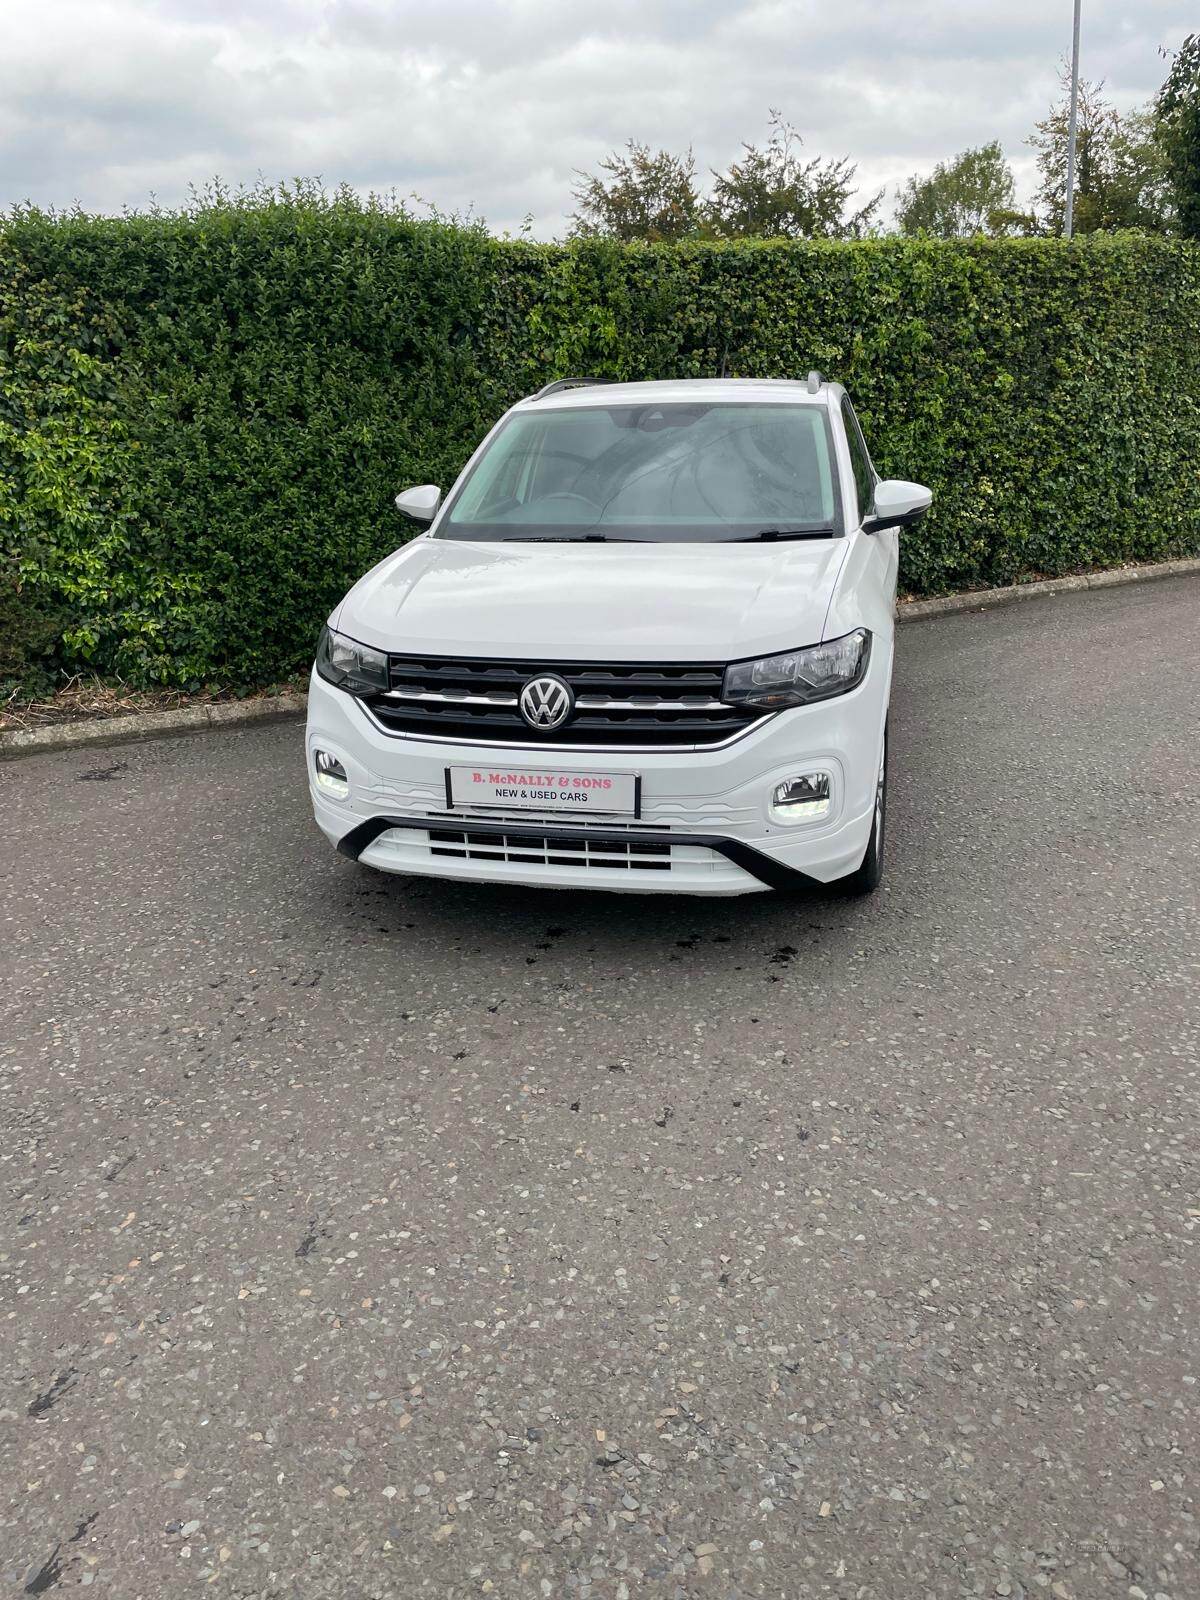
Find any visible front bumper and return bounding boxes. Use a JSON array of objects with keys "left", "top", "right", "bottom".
[{"left": 305, "top": 650, "right": 889, "bottom": 896}]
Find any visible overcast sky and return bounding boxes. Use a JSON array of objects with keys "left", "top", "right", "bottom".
[{"left": 2, "top": 1, "right": 1194, "bottom": 236}]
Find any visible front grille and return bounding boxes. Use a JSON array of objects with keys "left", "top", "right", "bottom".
[
  {"left": 428, "top": 827, "right": 672, "bottom": 871},
  {"left": 364, "top": 655, "right": 767, "bottom": 747}
]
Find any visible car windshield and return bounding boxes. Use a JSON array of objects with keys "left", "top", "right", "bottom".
[{"left": 436, "top": 401, "right": 842, "bottom": 542}]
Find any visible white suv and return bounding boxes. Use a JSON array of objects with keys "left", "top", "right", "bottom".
[{"left": 306, "top": 376, "right": 931, "bottom": 896}]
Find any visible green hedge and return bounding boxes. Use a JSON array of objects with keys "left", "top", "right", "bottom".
[{"left": 3, "top": 191, "right": 1199, "bottom": 691}]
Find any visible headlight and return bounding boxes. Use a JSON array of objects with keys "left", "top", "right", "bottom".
[
  {"left": 315, "top": 626, "right": 389, "bottom": 694},
  {"left": 722, "top": 629, "right": 870, "bottom": 709}
]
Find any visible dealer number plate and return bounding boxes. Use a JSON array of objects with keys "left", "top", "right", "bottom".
[{"left": 446, "top": 765, "right": 639, "bottom": 816}]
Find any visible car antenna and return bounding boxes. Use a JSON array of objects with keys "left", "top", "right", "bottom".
[{"left": 806, "top": 369, "right": 823, "bottom": 394}]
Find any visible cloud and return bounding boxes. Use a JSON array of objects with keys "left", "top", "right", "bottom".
[{"left": 1, "top": 0, "right": 1194, "bottom": 234}]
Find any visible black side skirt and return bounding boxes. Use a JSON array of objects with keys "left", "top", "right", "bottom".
[{"left": 335, "top": 815, "right": 823, "bottom": 894}]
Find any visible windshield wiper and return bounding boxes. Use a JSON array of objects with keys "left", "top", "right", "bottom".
[
  {"left": 500, "top": 533, "right": 637, "bottom": 543},
  {"left": 733, "top": 527, "right": 834, "bottom": 542}
]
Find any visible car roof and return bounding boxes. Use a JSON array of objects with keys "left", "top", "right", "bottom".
[{"left": 512, "top": 378, "right": 842, "bottom": 411}]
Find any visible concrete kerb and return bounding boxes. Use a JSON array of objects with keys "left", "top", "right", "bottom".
[
  {"left": 897, "top": 556, "right": 1200, "bottom": 622},
  {"left": 0, "top": 693, "right": 308, "bottom": 761}
]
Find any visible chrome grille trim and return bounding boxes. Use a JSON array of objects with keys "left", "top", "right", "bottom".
[
  {"left": 379, "top": 688, "right": 729, "bottom": 712},
  {"left": 573, "top": 696, "right": 728, "bottom": 712},
  {"left": 382, "top": 688, "right": 520, "bottom": 706}
]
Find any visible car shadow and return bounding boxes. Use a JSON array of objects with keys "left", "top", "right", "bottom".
[{"left": 335, "top": 856, "right": 888, "bottom": 969}]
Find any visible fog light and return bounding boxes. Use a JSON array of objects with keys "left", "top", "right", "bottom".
[
  {"left": 770, "top": 772, "right": 831, "bottom": 822},
  {"left": 314, "top": 749, "right": 349, "bottom": 799}
]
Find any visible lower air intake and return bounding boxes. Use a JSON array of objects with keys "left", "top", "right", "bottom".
[{"left": 427, "top": 827, "right": 672, "bottom": 871}]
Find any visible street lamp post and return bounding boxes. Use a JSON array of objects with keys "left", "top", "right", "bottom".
[{"left": 1064, "top": 0, "right": 1082, "bottom": 238}]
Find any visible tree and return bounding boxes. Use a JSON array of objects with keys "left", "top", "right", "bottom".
[
  {"left": 896, "top": 141, "right": 1022, "bottom": 237},
  {"left": 1157, "top": 33, "right": 1200, "bottom": 238},
  {"left": 1107, "top": 107, "right": 1175, "bottom": 232},
  {"left": 1029, "top": 71, "right": 1173, "bottom": 233},
  {"left": 706, "top": 110, "right": 881, "bottom": 240},
  {"left": 570, "top": 142, "right": 702, "bottom": 242}
]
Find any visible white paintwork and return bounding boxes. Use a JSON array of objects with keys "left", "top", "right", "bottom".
[
  {"left": 336, "top": 538, "right": 850, "bottom": 663},
  {"left": 310, "top": 377, "right": 930, "bottom": 895}
]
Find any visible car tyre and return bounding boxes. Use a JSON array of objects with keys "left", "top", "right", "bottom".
[{"left": 835, "top": 722, "right": 888, "bottom": 897}]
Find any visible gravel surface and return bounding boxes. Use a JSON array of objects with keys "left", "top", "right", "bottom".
[
  {"left": 2, "top": 576, "right": 1198, "bottom": 1599},
  {"left": 0, "top": 677, "right": 308, "bottom": 734}
]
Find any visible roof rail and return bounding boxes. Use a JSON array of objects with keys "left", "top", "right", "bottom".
[
  {"left": 531, "top": 377, "right": 612, "bottom": 401},
  {"left": 806, "top": 370, "right": 823, "bottom": 394}
]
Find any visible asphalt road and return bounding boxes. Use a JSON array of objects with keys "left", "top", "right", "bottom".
[{"left": 3, "top": 576, "right": 1199, "bottom": 1600}]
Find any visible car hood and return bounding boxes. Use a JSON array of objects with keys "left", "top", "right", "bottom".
[{"left": 335, "top": 536, "right": 849, "bottom": 662}]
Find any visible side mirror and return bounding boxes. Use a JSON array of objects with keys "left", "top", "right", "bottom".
[
  {"left": 863, "top": 479, "right": 932, "bottom": 534},
  {"left": 394, "top": 484, "right": 442, "bottom": 525}
]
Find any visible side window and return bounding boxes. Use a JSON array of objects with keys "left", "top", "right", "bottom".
[{"left": 841, "top": 398, "right": 876, "bottom": 525}]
